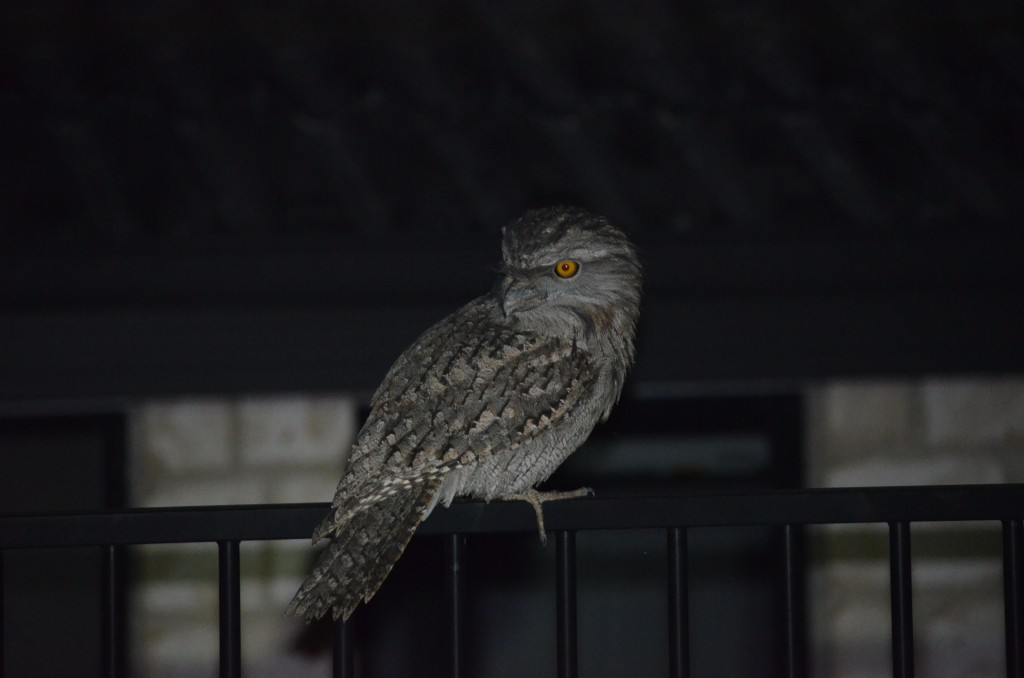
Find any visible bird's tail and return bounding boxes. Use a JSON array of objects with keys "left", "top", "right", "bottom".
[{"left": 287, "top": 476, "right": 444, "bottom": 623}]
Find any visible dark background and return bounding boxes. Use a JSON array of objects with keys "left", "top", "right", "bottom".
[
  {"left": 0, "top": 2, "right": 1022, "bottom": 676},
  {"left": 1, "top": 1, "right": 1022, "bottom": 404}
]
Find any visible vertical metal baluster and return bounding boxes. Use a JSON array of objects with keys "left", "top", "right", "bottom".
[
  {"left": 218, "top": 541, "right": 241, "bottom": 678},
  {"left": 102, "top": 545, "right": 125, "bottom": 678},
  {"left": 668, "top": 527, "right": 689, "bottom": 678},
  {"left": 333, "top": 617, "right": 353, "bottom": 678},
  {"left": 889, "top": 522, "right": 914, "bottom": 678},
  {"left": 1, "top": 550, "right": 5, "bottom": 678},
  {"left": 1004, "top": 519, "right": 1023, "bottom": 678},
  {"left": 556, "top": 530, "right": 578, "bottom": 678},
  {"left": 445, "top": 534, "right": 466, "bottom": 678},
  {"left": 782, "top": 524, "right": 805, "bottom": 678}
]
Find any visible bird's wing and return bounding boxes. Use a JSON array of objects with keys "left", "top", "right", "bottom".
[{"left": 315, "top": 298, "right": 596, "bottom": 539}]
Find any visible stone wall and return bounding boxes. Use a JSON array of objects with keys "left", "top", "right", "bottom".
[
  {"left": 129, "top": 395, "right": 357, "bottom": 677},
  {"left": 807, "top": 379, "right": 1024, "bottom": 677},
  {"left": 127, "top": 379, "right": 1024, "bottom": 676}
]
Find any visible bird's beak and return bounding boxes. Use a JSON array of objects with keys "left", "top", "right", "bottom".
[{"left": 499, "top": 274, "right": 534, "bottom": 317}]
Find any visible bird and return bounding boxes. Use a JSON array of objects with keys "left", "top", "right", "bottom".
[{"left": 287, "top": 206, "right": 642, "bottom": 622}]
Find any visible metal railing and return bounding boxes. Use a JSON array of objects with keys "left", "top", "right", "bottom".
[{"left": 1, "top": 484, "right": 1023, "bottom": 678}]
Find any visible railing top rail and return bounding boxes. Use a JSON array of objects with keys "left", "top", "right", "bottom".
[{"left": 2, "top": 484, "right": 1023, "bottom": 549}]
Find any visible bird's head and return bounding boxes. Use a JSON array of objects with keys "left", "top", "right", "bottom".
[{"left": 497, "top": 207, "right": 642, "bottom": 347}]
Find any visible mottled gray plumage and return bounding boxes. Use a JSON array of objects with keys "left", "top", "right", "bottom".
[{"left": 287, "top": 206, "right": 642, "bottom": 622}]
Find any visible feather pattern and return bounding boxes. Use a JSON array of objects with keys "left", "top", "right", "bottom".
[{"left": 288, "top": 207, "right": 641, "bottom": 622}]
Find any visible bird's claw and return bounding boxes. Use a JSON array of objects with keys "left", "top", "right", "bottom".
[{"left": 500, "top": 487, "right": 594, "bottom": 545}]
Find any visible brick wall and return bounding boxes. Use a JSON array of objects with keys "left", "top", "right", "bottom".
[
  {"left": 129, "top": 395, "right": 357, "bottom": 677},
  {"left": 807, "top": 379, "right": 1024, "bottom": 677}
]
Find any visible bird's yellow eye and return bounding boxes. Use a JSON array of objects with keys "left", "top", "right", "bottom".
[{"left": 554, "top": 260, "right": 579, "bottom": 279}]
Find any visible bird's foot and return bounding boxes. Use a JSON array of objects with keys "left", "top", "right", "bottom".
[{"left": 499, "top": 487, "right": 593, "bottom": 545}]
